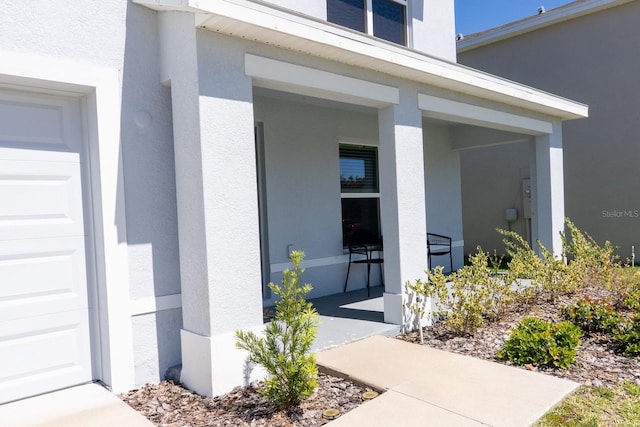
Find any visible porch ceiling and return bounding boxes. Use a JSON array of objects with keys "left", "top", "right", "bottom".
[{"left": 134, "top": 0, "right": 588, "bottom": 121}]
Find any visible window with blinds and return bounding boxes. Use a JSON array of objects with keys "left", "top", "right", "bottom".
[
  {"left": 327, "top": 0, "right": 407, "bottom": 46},
  {"left": 339, "top": 144, "right": 381, "bottom": 245}
]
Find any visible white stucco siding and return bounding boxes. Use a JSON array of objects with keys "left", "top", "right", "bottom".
[
  {"left": 1, "top": 0, "right": 184, "bottom": 389},
  {"left": 253, "top": 95, "right": 380, "bottom": 299},
  {"left": 194, "top": 30, "right": 263, "bottom": 334},
  {"left": 260, "top": 0, "right": 327, "bottom": 20},
  {"left": 0, "top": 0, "right": 127, "bottom": 69},
  {"left": 414, "top": 0, "right": 457, "bottom": 61},
  {"left": 423, "top": 122, "right": 463, "bottom": 270}
]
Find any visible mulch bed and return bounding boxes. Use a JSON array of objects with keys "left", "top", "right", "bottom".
[
  {"left": 397, "top": 285, "right": 640, "bottom": 388},
  {"left": 120, "top": 372, "right": 371, "bottom": 427},
  {"left": 122, "top": 285, "right": 640, "bottom": 426}
]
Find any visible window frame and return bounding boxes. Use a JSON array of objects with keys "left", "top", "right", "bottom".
[
  {"left": 327, "top": 0, "right": 410, "bottom": 46},
  {"left": 339, "top": 142, "right": 382, "bottom": 248}
]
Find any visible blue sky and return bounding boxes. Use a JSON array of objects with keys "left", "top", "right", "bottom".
[{"left": 454, "top": 0, "right": 575, "bottom": 35}]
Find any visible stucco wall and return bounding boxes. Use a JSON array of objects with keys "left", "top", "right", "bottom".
[
  {"left": 458, "top": 1, "right": 640, "bottom": 257},
  {"left": 260, "top": 0, "right": 457, "bottom": 61},
  {"left": 0, "top": 0, "right": 183, "bottom": 386},
  {"left": 253, "top": 95, "right": 382, "bottom": 299},
  {"left": 423, "top": 122, "right": 464, "bottom": 270}
]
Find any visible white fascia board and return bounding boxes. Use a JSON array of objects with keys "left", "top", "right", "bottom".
[
  {"left": 136, "top": 0, "right": 588, "bottom": 121},
  {"left": 419, "top": 93, "right": 553, "bottom": 135},
  {"left": 245, "top": 54, "right": 399, "bottom": 107},
  {"left": 458, "top": 0, "right": 634, "bottom": 52}
]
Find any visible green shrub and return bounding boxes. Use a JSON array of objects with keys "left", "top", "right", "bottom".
[
  {"left": 497, "top": 317, "right": 582, "bottom": 369},
  {"left": 614, "top": 316, "right": 640, "bottom": 357},
  {"left": 409, "top": 248, "right": 515, "bottom": 336},
  {"left": 624, "top": 289, "right": 640, "bottom": 312},
  {"left": 235, "top": 250, "right": 319, "bottom": 407},
  {"left": 499, "top": 219, "right": 623, "bottom": 303},
  {"left": 560, "top": 297, "right": 623, "bottom": 334}
]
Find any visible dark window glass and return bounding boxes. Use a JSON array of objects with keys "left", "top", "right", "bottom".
[
  {"left": 327, "top": 0, "right": 366, "bottom": 32},
  {"left": 372, "top": 0, "right": 406, "bottom": 45},
  {"left": 339, "top": 145, "right": 379, "bottom": 193},
  {"left": 342, "top": 198, "right": 381, "bottom": 246}
]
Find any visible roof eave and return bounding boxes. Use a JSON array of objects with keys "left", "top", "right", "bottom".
[
  {"left": 133, "top": 0, "right": 588, "bottom": 120},
  {"left": 458, "top": 0, "right": 634, "bottom": 53}
]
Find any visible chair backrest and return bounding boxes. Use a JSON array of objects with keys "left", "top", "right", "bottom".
[{"left": 427, "top": 232, "right": 451, "bottom": 248}]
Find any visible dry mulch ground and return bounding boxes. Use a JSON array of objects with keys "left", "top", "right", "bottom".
[
  {"left": 121, "top": 286, "right": 640, "bottom": 426},
  {"left": 120, "top": 372, "right": 371, "bottom": 427},
  {"left": 398, "top": 286, "right": 640, "bottom": 388}
]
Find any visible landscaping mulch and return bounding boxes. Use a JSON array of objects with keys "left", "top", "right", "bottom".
[
  {"left": 120, "top": 372, "right": 371, "bottom": 427},
  {"left": 397, "top": 285, "right": 640, "bottom": 388},
  {"left": 122, "top": 285, "right": 640, "bottom": 426}
]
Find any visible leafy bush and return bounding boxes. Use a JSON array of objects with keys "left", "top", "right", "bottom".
[
  {"left": 614, "top": 316, "right": 640, "bottom": 357},
  {"left": 560, "top": 297, "right": 623, "bottom": 334},
  {"left": 497, "top": 317, "right": 582, "bottom": 369},
  {"left": 499, "top": 219, "right": 624, "bottom": 303},
  {"left": 235, "top": 251, "right": 319, "bottom": 407},
  {"left": 409, "top": 248, "right": 515, "bottom": 336},
  {"left": 624, "top": 289, "right": 640, "bottom": 312}
]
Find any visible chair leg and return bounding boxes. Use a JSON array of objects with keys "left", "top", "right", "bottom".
[
  {"left": 344, "top": 256, "right": 352, "bottom": 293},
  {"left": 449, "top": 251, "right": 453, "bottom": 273},
  {"left": 366, "top": 261, "right": 371, "bottom": 297}
]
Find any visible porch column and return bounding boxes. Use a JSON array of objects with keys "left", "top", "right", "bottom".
[
  {"left": 378, "top": 89, "right": 428, "bottom": 325},
  {"left": 530, "top": 120, "right": 565, "bottom": 257},
  {"left": 159, "top": 12, "right": 263, "bottom": 397}
]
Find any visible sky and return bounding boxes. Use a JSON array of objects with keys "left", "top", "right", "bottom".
[{"left": 454, "top": 0, "right": 575, "bottom": 36}]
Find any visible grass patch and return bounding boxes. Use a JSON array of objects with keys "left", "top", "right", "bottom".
[{"left": 535, "top": 382, "right": 640, "bottom": 427}]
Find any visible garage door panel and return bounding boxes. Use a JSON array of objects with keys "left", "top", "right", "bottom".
[
  {"left": 0, "top": 310, "right": 92, "bottom": 404},
  {"left": 0, "top": 90, "right": 80, "bottom": 152},
  {"left": 0, "top": 157, "right": 84, "bottom": 241},
  {"left": 0, "top": 88, "right": 93, "bottom": 403},
  {"left": 0, "top": 237, "right": 89, "bottom": 322}
]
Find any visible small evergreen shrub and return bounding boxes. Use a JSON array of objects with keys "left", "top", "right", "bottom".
[
  {"left": 497, "top": 317, "right": 582, "bottom": 369},
  {"left": 560, "top": 297, "right": 623, "bottom": 334},
  {"left": 614, "top": 316, "right": 640, "bottom": 357},
  {"left": 623, "top": 286, "right": 640, "bottom": 312},
  {"left": 235, "top": 250, "right": 319, "bottom": 407}
]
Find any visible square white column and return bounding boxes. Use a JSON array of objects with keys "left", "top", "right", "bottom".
[
  {"left": 531, "top": 121, "right": 565, "bottom": 257},
  {"left": 378, "top": 90, "right": 428, "bottom": 325},
  {"left": 160, "top": 13, "right": 263, "bottom": 396}
]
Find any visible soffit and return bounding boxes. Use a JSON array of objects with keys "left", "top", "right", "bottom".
[{"left": 134, "top": 0, "right": 588, "bottom": 120}]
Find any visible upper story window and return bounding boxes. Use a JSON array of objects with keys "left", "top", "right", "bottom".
[{"left": 327, "top": 0, "right": 407, "bottom": 46}]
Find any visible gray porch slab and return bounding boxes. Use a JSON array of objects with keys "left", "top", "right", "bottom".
[
  {"left": 317, "top": 335, "right": 579, "bottom": 427},
  {"left": 309, "top": 286, "right": 401, "bottom": 352}
]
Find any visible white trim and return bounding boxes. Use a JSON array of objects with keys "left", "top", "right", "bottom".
[
  {"left": 0, "top": 50, "right": 135, "bottom": 394},
  {"left": 418, "top": 93, "right": 553, "bottom": 135},
  {"left": 134, "top": 0, "right": 587, "bottom": 120},
  {"left": 244, "top": 54, "right": 399, "bottom": 107},
  {"left": 131, "top": 294, "right": 183, "bottom": 316},
  {"left": 452, "top": 240, "right": 464, "bottom": 248},
  {"left": 458, "top": 0, "right": 634, "bottom": 52},
  {"left": 271, "top": 255, "right": 351, "bottom": 273}
]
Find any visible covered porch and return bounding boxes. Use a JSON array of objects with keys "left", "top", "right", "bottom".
[{"left": 149, "top": 1, "right": 588, "bottom": 398}]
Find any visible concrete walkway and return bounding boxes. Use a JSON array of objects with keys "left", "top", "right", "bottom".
[
  {"left": 317, "top": 335, "right": 579, "bottom": 427},
  {"left": 0, "top": 383, "right": 153, "bottom": 427}
]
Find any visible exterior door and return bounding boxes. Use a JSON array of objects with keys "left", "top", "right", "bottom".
[{"left": 0, "top": 88, "right": 94, "bottom": 403}]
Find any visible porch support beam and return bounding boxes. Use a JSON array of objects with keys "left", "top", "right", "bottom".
[
  {"left": 530, "top": 121, "right": 565, "bottom": 257},
  {"left": 159, "top": 11, "right": 264, "bottom": 397},
  {"left": 378, "top": 89, "right": 428, "bottom": 326}
]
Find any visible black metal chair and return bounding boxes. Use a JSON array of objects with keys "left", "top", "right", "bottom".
[
  {"left": 427, "top": 232, "right": 452, "bottom": 272},
  {"left": 343, "top": 230, "right": 383, "bottom": 297}
]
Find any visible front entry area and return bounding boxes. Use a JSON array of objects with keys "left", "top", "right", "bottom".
[{"left": 0, "top": 88, "right": 94, "bottom": 403}]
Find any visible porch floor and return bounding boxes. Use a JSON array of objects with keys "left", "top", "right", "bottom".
[{"left": 309, "top": 286, "right": 401, "bottom": 352}]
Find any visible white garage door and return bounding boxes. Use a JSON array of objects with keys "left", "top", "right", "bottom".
[{"left": 0, "top": 89, "right": 94, "bottom": 403}]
